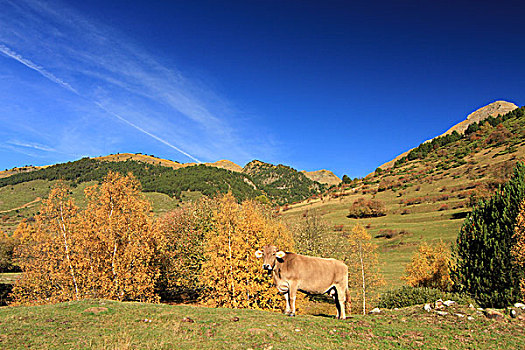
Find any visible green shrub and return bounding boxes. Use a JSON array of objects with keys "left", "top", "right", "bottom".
[
  {"left": 377, "top": 286, "right": 476, "bottom": 309},
  {"left": 452, "top": 162, "right": 525, "bottom": 308}
]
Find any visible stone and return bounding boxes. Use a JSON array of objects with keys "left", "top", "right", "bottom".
[
  {"left": 181, "top": 317, "right": 195, "bottom": 323},
  {"left": 369, "top": 307, "right": 381, "bottom": 314},
  {"left": 514, "top": 302, "right": 525, "bottom": 309},
  {"left": 436, "top": 311, "right": 448, "bottom": 316},
  {"left": 443, "top": 300, "right": 455, "bottom": 307},
  {"left": 510, "top": 309, "right": 517, "bottom": 318},
  {"left": 424, "top": 304, "right": 432, "bottom": 312},
  {"left": 484, "top": 309, "right": 504, "bottom": 319},
  {"left": 435, "top": 299, "right": 444, "bottom": 309}
]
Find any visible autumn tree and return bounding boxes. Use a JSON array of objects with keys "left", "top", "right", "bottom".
[
  {"left": 199, "top": 193, "right": 294, "bottom": 310},
  {"left": 11, "top": 183, "right": 83, "bottom": 304},
  {"left": 155, "top": 198, "right": 216, "bottom": 300},
  {"left": 348, "top": 198, "right": 386, "bottom": 218},
  {"left": 11, "top": 172, "right": 160, "bottom": 305},
  {"left": 0, "top": 230, "right": 20, "bottom": 273},
  {"left": 403, "top": 241, "right": 453, "bottom": 291},
  {"left": 513, "top": 201, "right": 525, "bottom": 298},
  {"left": 346, "top": 224, "right": 384, "bottom": 315},
  {"left": 79, "top": 171, "right": 159, "bottom": 302},
  {"left": 292, "top": 209, "right": 343, "bottom": 259}
]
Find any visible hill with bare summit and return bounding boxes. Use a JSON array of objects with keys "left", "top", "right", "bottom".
[
  {"left": 301, "top": 169, "right": 341, "bottom": 186},
  {"left": 379, "top": 100, "right": 518, "bottom": 170}
]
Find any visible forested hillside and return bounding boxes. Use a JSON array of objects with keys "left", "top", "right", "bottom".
[
  {"left": 0, "top": 158, "right": 260, "bottom": 201},
  {"left": 243, "top": 160, "right": 324, "bottom": 205}
]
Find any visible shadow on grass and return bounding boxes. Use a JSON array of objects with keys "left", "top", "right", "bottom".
[{"left": 450, "top": 211, "right": 469, "bottom": 220}]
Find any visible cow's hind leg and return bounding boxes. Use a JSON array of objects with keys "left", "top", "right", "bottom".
[
  {"left": 326, "top": 286, "right": 341, "bottom": 319},
  {"left": 334, "top": 285, "right": 346, "bottom": 320}
]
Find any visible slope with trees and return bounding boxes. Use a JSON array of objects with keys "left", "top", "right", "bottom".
[{"left": 243, "top": 160, "right": 324, "bottom": 205}]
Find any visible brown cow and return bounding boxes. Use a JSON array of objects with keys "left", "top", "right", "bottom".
[{"left": 255, "top": 245, "right": 351, "bottom": 319}]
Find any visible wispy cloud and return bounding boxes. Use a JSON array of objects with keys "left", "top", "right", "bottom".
[
  {"left": 7, "top": 140, "right": 56, "bottom": 153},
  {"left": 0, "top": 0, "right": 270, "bottom": 165},
  {"left": 0, "top": 43, "right": 203, "bottom": 162},
  {"left": 0, "top": 44, "right": 78, "bottom": 94}
]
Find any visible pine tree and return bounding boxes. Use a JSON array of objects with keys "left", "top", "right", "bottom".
[{"left": 452, "top": 162, "right": 525, "bottom": 307}]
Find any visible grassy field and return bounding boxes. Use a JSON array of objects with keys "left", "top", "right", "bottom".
[{"left": 0, "top": 299, "right": 523, "bottom": 349}]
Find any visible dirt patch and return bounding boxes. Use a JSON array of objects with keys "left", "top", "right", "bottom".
[
  {"left": 248, "top": 328, "right": 268, "bottom": 335},
  {"left": 83, "top": 307, "right": 108, "bottom": 314}
]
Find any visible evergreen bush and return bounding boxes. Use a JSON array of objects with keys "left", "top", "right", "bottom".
[{"left": 452, "top": 162, "right": 525, "bottom": 307}]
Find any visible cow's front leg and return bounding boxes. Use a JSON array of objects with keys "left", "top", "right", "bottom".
[
  {"left": 283, "top": 292, "right": 292, "bottom": 315},
  {"left": 288, "top": 283, "right": 298, "bottom": 317},
  {"left": 277, "top": 282, "right": 291, "bottom": 316}
]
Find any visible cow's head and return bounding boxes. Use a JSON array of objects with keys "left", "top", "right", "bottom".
[{"left": 255, "top": 245, "right": 286, "bottom": 272}]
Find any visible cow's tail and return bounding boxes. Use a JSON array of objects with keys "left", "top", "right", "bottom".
[{"left": 345, "top": 287, "right": 352, "bottom": 315}]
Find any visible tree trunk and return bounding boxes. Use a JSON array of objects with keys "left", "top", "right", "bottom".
[{"left": 58, "top": 203, "right": 79, "bottom": 300}]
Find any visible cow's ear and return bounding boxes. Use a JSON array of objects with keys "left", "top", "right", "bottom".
[
  {"left": 276, "top": 251, "right": 286, "bottom": 259},
  {"left": 255, "top": 250, "right": 263, "bottom": 258}
]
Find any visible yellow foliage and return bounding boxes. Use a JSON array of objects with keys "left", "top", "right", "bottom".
[
  {"left": 346, "top": 224, "right": 384, "bottom": 315},
  {"left": 513, "top": 200, "right": 525, "bottom": 296},
  {"left": 155, "top": 198, "right": 215, "bottom": 298},
  {"left": 403, "top": 241, "right": 453, "bottom": 291},
  {"left": 11, "top": 173, "right": 159, "bottom": 305},
  {"left": 79, "top": 171, "right": 159, "bottom": 302},
  {"left": 0, "top": 228, "right": 19, "bottom": 272},
  {"left": 12, "top": 183, "right": 82, "bottom": 304},
  {"left": 199, "top": 193, "right": 294, "bottom": 310}
]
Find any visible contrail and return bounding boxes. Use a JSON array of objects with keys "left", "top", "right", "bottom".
[
  {"left": 93, "top": 102, "right": 202, "bottom": 163},
  {"left": 0, "top": 43, "right": 202, "bottom": 163},
  {"left": 0, "top": 44, "right": 78, "bottom": 94}
]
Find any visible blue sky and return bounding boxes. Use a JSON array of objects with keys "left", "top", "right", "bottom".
[{"left": 0, "top": 0, "right": 524, "bottom": 178}]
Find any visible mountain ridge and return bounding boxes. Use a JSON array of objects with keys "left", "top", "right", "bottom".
[
  {"left": 378, "top": 100, "right": 518, "bottom": 170},
  {"left": 0, "top": 153, "right": 337, "bottom": 185}
]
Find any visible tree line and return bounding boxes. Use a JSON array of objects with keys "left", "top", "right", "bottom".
[
  {"left": 4, "top": 171, "right": 383, "bottom": 315},
  {"left": 1, "top": 157, "right": 324, "bottom": 205}
]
